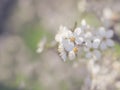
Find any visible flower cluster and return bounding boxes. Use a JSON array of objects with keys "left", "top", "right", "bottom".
[{"left": 55, "top": 20, "right": 114, "bottom": 61}]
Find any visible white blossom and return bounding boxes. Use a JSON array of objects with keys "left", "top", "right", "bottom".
[
  {"left": 98, "top": 27, "right": 114, "bottom": 50},
  {"left": 55, "top": 25, "right": 72, "bottom": 43},
  {"left": 84, "top": 39, "right": 101, "bottom": 59}
]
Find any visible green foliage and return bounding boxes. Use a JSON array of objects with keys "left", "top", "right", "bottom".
[
  {"left": 31, "top": 82, "right": 44, "bottom": 90},
  {"left": 0, "top": 85, "right": 17, "bottom": 90},
  {"left": 59, "top": 81, "right": 69, "bottom": 90},
  {"left": 80, "top": 13, "right": 101, "bottom": 27},
  {"left": 115, "top": 43, "right": 120, "bottom": 56},
  {"left": 21, "top": 24, "right": 52, "bottom": 53},
  {"left": 14, "top": 74, "right": 26, "bottom": 87}
]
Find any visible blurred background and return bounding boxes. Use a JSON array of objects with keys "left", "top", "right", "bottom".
[{"left": 0, "top": 0, "right": 120, "bottom": 90}]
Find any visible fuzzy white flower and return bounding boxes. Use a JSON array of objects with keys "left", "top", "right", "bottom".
[
  {"left": 81, "top": 19, "right": 90, "bottom": 32},
  {"left": 62, "top": 39, "right": 74, "bottom": 52},
  {"left": 98, "top": 27, "right": 114, "bottom": 50},
  {"left": 57, "top": 38, "right": 79, "bottom": 61},
  {"left": 55, "top": 26, "right": 82, "bottom": 61},
  {"left": 71, "top": 27, "right": 84, "bottom": 45},
  {"left": 62, "top": 38, "right": 80, "bottom": 60},
  {"left": 84, "top": 39, "right": 101, "bottom": 59},
  {"left": 55, "top": 25, "right": 72, "bottom": 43}
]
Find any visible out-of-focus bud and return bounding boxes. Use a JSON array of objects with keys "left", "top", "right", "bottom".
[
  {"left": 77, "top": 0, "right": 87, "bottom": 13},
  {"left": 105, "top": 8, "right": 120, "bottom": 21},
  {"left": 102, "top": 8, "right": 120, "bottom": 28},
  {"left": 36, "top": 37, "right": 47, "bottom": 53}
]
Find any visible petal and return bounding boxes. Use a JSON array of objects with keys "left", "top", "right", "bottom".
[
  {"left": 86, "top": 40, "right": 92, "bottom": 48},
  {"left": 85, "top": 52, "right": 92, "bottom": 58},
  {"left": 66, "top": 30, "right": 73, "bottom": 38},
  {"left": 84, "top": 32, "right": 92, "bottom": 39},
  {"left": 68, "top": 51, "right": 76, "bottom": 60},
  {"left": 98, "top": 27, "right": 106, "bottom": 37},
  {"left": 93, "top": 39, "right": 101, "bottom": 48},
  {"left": 106, "top": 39, "right": 114, "bottom": 47},
  {"left": 56, "top": 26, "right": 72, "bottom": 42},
  {"left": 106, "top": 30, "right": 114, "bottom": 38},
  {"left": 81, "top": 19, "right": 87, "bottom": 26},
  {"left": 75, "top": 37, "right": 84, "bottom": 45},
  {"left": 62, "top": 39, "right": 74, "bottom": 52},
  {"left": 55, "top": 34, "right": 62, "bottom": 42},
  {"left": 81, "top": 19, "right": 87, "bottom": 30},
  {"left": 93, "top": 50, "right": 101, "bottom": 59},
  {"left": 74, "top": 27, "right": 82, "bottom": 36},
  {"left": 100, "top": 41, "right": 107, "bottom": 50},
  {"left": 59, "top": 25, "right": 68, "bottom": 34},
  {"left": 60, "top": 51, "right": 67, "bottom": 62}
]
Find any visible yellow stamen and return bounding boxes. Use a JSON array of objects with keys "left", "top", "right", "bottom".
[
  {"left": 70, "top": 37, "right": 75, "bottom": 42},
  {"left": 90, "top": 48, "right": 94, "bottom": 52},
  {"left": 73, "top": 47, "right": 78, "bottom": 53}
]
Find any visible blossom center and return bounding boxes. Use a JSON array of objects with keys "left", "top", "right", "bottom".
[
  {"left": 70, "top": 37, "right": 75, "bottom": 42},
  {"left": 73, "top": 47, "right": 78, "bottom": 53},
  {"left": 90, "top": 48, "right": 94, "bottom": 52}
]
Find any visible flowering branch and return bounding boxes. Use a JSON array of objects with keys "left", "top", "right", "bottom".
[{"left": 55, "top": 20, "right": 114, "bottom": 61}]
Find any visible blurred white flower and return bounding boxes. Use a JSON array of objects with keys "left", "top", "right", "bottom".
[
  {"left": 36, "top": 37, "right": 47, "bottom": 53},
  {"left": 62, "top": 38, "right": 80, "bottom": 60},
  {"left": 72, "top": 27, "right": 84, "bottom": 45},
  {"left": 103, "top": 8, "right": 113, "bottom": 20},
  {"left": 62, "top": 39, "right": 74, "bottom": 52},
  {"left": 55, "top": 25, "right": 84, "bottom": 61},
  {"left": 55, "top": 25, "right": 72, "bottom": 43},
  {"left": 84, "top": 39, "right": 101, "bottom": 59},
  {"left": 77, "top": 0, "right": 87, "bottom": 13},
  {"left": 81, "top": 19, "right": 87, "bottom": 30},
  {"left": 98, "top": 27, "right": 114, "bottom": 50}
]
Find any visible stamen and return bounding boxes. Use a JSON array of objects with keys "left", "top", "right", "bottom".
[
  {"left": 70, "top": 37, "right": 75, "bottom": 42},
  {"left": 90, "top": 48, "right": 94, "bottom": 52},
  {"left": 73, "top": 47, "right": 78, "bottom": 53}
]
